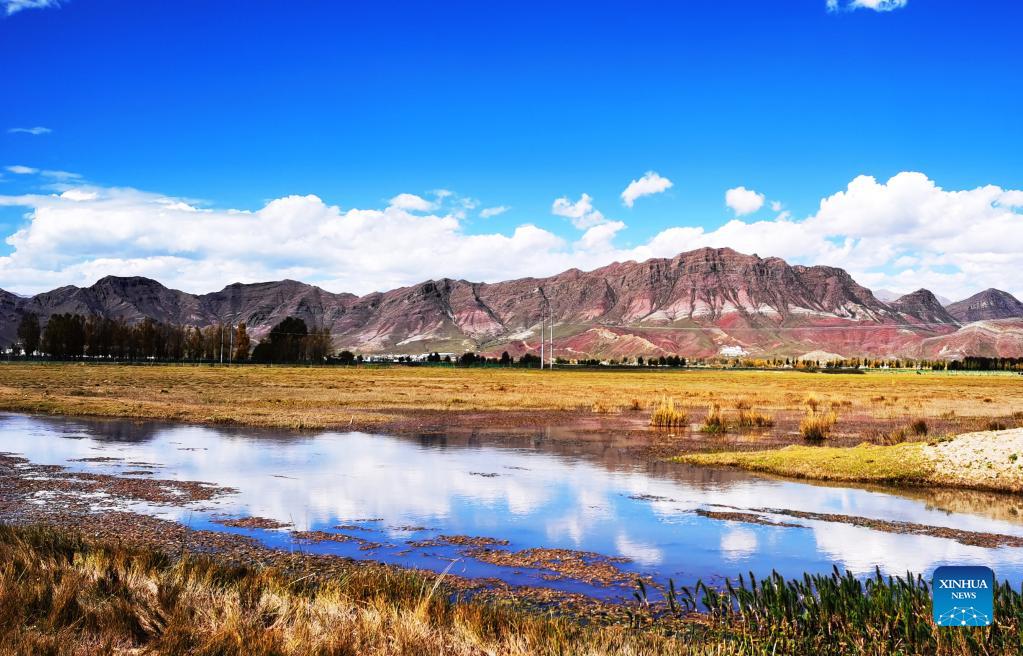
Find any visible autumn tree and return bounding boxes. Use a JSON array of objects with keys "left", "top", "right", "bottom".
[{"left": 233, "top": 323, "right": 250, "bottom": 361}]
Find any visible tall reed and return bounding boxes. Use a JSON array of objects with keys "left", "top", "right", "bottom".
[
  {"left": 799, "top": 409, "right": 837, "bottom": 440},
  {"left": 650, "top": 397, "right": 689, "bottom": 429}
]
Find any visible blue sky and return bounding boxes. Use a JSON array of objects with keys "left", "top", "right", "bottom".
[{"left": 1, "top": 0, "right": 1021, "bottom": 298}]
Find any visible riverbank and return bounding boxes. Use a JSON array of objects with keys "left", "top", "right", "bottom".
[
  {"left": 4, "top": 520, "right": 1020, "bottom": 656},
  {"left": 679, "top": 428, "right": 1023, "bottom": 493}
]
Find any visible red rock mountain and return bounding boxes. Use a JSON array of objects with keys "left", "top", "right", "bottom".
[{"left": 3, "top": 248, "right": 1021, "bottom": 359}]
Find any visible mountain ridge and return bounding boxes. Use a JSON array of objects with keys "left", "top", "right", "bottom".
[{"left": 3, "top": 247, "right": 1022, "bottom": 359}]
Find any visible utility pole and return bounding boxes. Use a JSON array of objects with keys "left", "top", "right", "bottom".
[
  {"left": 549, "top": 305, "right": 554, "bottom": 368},
  {"left": 539, "top": 312, "right": 545, "bottom": 370},
  {"left": 219, "top": 323, "right": 224, "bottom": 365},
  {"left": 229, "top": 323, "right": 234, "bottom": 365}
]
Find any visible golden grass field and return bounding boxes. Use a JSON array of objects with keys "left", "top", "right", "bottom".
[{"left": 1, "top": 362, "right": 1020, "bottom": 429}]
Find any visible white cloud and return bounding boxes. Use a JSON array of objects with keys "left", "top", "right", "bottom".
[
  {"left": 5, "top": 165, "right": 80, "bottom": 181},
  {"left": 576, "top": 220, "right": 626, "bottom": 252},
  {"left": 828, "top": 0, "right": 908, "bottom": 12},
  {"left": 620, "top": 171, "right": 673, "bottom": 208},
  {"left": 8, "top": 126, "right": 51, "bottom": 135},
  {"left": 1, "top": 171, "right": 1020, "bottom": 301},
  {"left": 59, "top": 189, "right": 98, "bottom": 202},
  {"left": 479, "top": 205, "right": 510, "bottom": 219},
  {"left": 387, "top": 193, "right": 436, "bottom": 212},
  {"left": 724, "top": 186, "right": 765, "bottom": 216},
  {"left": 2, "top": 0, "right": 60, "bottom": 16},
  {"left": 770, "top": 200, "right": 783, "bottom": 212},
  {"left": 551, "top": 193, "right": 607, "bottom": 229},
  {"left": 40, "top": 169, "right": 80, "bottom": 181}
]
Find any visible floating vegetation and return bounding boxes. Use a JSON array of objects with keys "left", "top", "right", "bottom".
[
  {"left": 752, "top": 507, "right": 1023, "bottom": 548},
  {"left": 464, "top": 547, "right": 633, "bottom": 585},
  {"left": 693, "top": 508, "right": 804, "bottom": 528},
  {"left": 649, "top": 397, "right": 689, "bottom": 429},
  {"left": 408, "top": 534, "right": 509, "bottom": 548},
  {"left": 214, "top": 516, "right": 291, "bottom": 530}
]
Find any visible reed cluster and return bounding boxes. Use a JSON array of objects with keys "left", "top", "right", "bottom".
[
  {"left": 700, "top": 404, "right": 726, "bottom": 433},
  {"left": 649, "top": 397, "right": 689, "bottom": 429},
  {"left": 640, "top": 567, "right": 1023, "bottom": 656},
  {"left": 799, "top": 409, "right": 837, "bottom": 440}
]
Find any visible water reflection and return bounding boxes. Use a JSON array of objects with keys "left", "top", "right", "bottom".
[{"left": 3, "top": 412, "right": 1023, "bottom": 597}]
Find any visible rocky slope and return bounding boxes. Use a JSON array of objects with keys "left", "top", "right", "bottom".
[
  {"left": 946, "top": 289, "right": 1023, "bottom": 323},
  {"left": 2, "top": 247, "right": 1020, "bottom": 359}
]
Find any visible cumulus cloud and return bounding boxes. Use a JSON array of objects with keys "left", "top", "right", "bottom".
[
  {"left": 724, "top": 186, "right": 765, "bottom": 216},
  {"left": 2, "top": 0, "right": 60, "bottom": 16},
  {"left": 387, "top": 193, "right": 436, "bottom": 212},
  {"left": 6, "top": 165, "right": 38, "bottom": 175},
  {"left": 551, "top": 193, "right": 607, "bottom": 229},
  {"left": 8, "top": 126, "right": 51, "bottom": 135},
  {"left": 0, "top": 171, "right": 1020, "bottom": 301},
  {"left": 479, "top": 205, "right": 510, "bottom": 218},
  {"left": 828, "top": 0, "right": 908, "bottom": 12},
  {"left": 621, "top": 171, "right": 673, "bottom": 208}
]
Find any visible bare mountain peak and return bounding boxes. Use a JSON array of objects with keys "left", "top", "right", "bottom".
[
  {"left": 889, "top": 289, "right": 959, "bottom": 325},
  {"left": 947, "top": 288, "right": 1023, "bottom": 322}
]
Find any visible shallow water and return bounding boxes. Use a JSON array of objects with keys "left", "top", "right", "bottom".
[{"left": 4, "top": 412, "right": 1023, "bottom": 600}]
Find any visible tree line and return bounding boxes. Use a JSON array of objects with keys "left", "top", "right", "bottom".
[
  {"left": 12, "top": 313, "right": 332, "bottom": 363},
  {"left": 12, "top": 312, "right": 1022, "bottom": 370}
]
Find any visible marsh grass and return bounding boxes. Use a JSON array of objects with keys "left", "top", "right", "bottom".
[
  {"left": 700, "top": 404, "right": 726, "bottom": 434},
  {"left": 799, "top": 410, "right": 838, "bottom": 441},
  {"left": 640, "top": 567, "right": 1023, "bottom": 656},
  {"left": 736, "top": 409, "right": 774, "bottom": 429},
  {"left": 649, "top": 397, "right": 689, "bottom": 429},
  {"left": 591, "top": 400, "right": 620, "bottom": 414},
  {"left": 0, "top": 525, "right": 718, "bottom": 656}
]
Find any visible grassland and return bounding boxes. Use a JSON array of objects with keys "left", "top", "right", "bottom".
[
  {"left": 678, "top": 442, "right": 934, "bottom": 485},
  {"left": 4, "top": 523, "right": 1022, "bottom": 656},
  {"left": 1, "top": 362, "right": 1020, "bottom": 431}
]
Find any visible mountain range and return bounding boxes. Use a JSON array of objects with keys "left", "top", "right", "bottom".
[{"left": 3, "top": 248, "right": 1022, "bottom": 360}]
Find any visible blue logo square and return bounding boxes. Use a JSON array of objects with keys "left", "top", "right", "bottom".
[{"left": 932, "top": 566, "right": 994, "bottom": 627}]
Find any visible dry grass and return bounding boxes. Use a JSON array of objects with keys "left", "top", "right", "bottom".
[
  {"left": 649, "top": 397, "right": 689, "bottom": 429},
  {"left": 0, "top": 524, "right": 752, "bottom": 656},
  {"left": 700, "top": 404, "right": 726, "bottom": 433},
  {"left": 0, "top": 363, "right": 1021, "bottom": 435},
  {"left": 735, "top": 409, "right": 774, "bottom": 429},
  {"left": 799, "top": 410, "right": 838, "bottom": 441}
]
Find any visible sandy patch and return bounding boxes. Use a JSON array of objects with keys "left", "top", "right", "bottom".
[{"left": 924, "top": 428, "right": 1023, "bottom": 492}]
